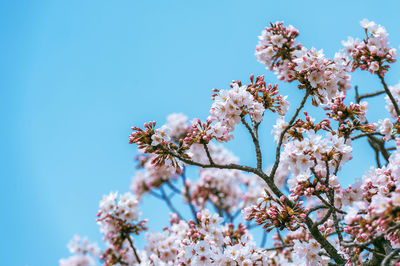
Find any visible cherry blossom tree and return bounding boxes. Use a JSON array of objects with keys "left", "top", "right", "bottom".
[{"left": 60, "top": 19, "right": 400, "bottom": 265}]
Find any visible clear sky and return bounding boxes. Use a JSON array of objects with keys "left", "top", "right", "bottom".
[{"left": 2, "top": 0, "right": 400, "bottom": 265}]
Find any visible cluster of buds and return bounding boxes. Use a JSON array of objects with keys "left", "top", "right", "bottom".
[
  {"left": 362, "top": 170, "right": 396, "bottom": 201},
  {"left": 243, "top": 192, "right": 306, "bottom": 232},
  {"left": 131, "top": 153, "right": 181, "bottom": 199},
  {"left": 285, "top": 112, "right": 332, "bottom": 142},
  {"left": 343, "top": 19, "right": 397, "bottom": 76},
  {"left": 246, "top": 75, "right": 290, "bottom": 116},
  {"left": 324, "top": 97, "right": 368, "bottom": 123},
  {"left": 129, "top": 121, "right": 189, "bottom": 169},
  {"left": 290, "top": 172, "right": 330, "bottom": 197},
  {"left": 223, "top": 223, "right": 248, "bottom": 245},
  {"left": 343, "top": 165, "right": 400, "bottom": 256},
  {"left": 184, "top": 118, "right": 228, "bottom": 146},
  {"left": 184, "top": 211, "right": 223, "bottom": 243},
  {"left": 323, "top": 97, "right": 378, "bottom": 137},
  {"left": 98, "top": 218, "right": 148, "bottom": 265}
]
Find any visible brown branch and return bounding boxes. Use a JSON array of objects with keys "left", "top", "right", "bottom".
[
  {"left": 312, "top": 209, "right": 332, "bottom": 229},
  {"left": 357, "top": 89, "right": 385, "bottom": 101},
  {"left": 378, "top": 73, "right": 400, "bottom": 117},
  {"left": 159, "top": 186, "right": 185, "bottom": 221},
  {"left": 166, "top": 181, "right": 181, "bottom": 194},
  {"left": 382, "top": 248, "right": 400, "bottom": 266},
  {"left": 306, "top": 205, "right": 329, "bottom": 216},
  {"left": 126, "top": 235, "right": 141, "bottom": 264},
  {"left": 269, "top": 89, "right": 310, "bottom": 181},
  {"left": 264, "top": 244, "right": 294, "bottom": 251},
  {"left": 241, "top": 117, "right": 262, "bottom": 170},
  {"left": 167, "top": 148, "right": 262, "bottom": 176},
  {"left": 351, "top": 132, "right": 383, "bottom": 140},
  {"left": 367, "top": 135, "right": 390, "bottom": 163},
  {"left": 202, "top": 143, "right": 215, "bottom": 165},
  {"left": 181, "top": 167, "right": 199, "bottom": 223},
  {"left": 305, "top": 216, "right": 346, "bottom": 264}
]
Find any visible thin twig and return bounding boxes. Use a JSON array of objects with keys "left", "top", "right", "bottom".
[
  {"left": 203, "top": 143, "right": 215, "bottom": 165},
  {"left": 241, "top": 117, "right": 262, "bottom": 170},
  {"left": 264, "top": 244, "right": 294, "bottom": 251},
  {"left": 351, "top": 132, "right": 383, "bottom": 140},
  {"left": 313, "top": 209, "right": 332, "bottom": 229},
  {"left": 181, "top": 167, "right": 199, "bottom": 223},
  {"left": 126, "top": 235, "right": 141, "bottom": 264},
  {"left": 261, "top": 231, "right": 267, "bottom": 248},
  {"left": 159, "top": 186, "right": 185, "bottom": 220},
  {"left": 166, "top": 181, "right": 181, "bottom": 194},
  {"left": 357, "top": 89, "right": 385, "bottom": 101},
  {"left": 269, "top": 89, "right": 310, "bottom": 180},
  {"left": 306, "top": 205, "right": 329, "bottom": 216}
]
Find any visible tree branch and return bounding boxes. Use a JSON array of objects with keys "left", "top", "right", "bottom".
[
  {"left": 241, "top": 117, "right": 262, "bottom": 170},
  {"left": 378, "top": 73, "right": 400, "bottom": 117},
  {"left": 181, "top": 168, "right": 199, "bottom": 223},
  {"left": 159, "top": 186, "right": 185, "bottom": 221},
  {"left": 268, "top": 89, "right": 310, "bottom": 181},
  {"left": 357, "top": 89, "right": 385, "bottom": 101},
  {"left": 126, "top": 234, "right": 141, "bottom": 264}
]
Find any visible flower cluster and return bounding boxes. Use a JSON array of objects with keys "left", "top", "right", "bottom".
[
  {"left": 97, "top": 192, "right": 147, "bottom": 265},
  {"left": 281, "top": 130, "right": 352, "bottom": 187},
  {"left": 188, "top": 168, "right": 243, "bottom": 213},
  {"left": 256, "top": 21, "right": 351, "bottom": 104},
  {"left": 255, "top": 21, "right": 300, "bottom": 82},
  {"left": 59, "top": 236, "right": 100, "bottom": 266},
  {"left": 339, "top": 148, "right": 400, "bottom": 261},
  {"left": 129, "top": 121, "right": 188, "bottom": 169},
  {"left": 131, "top": 153, "right": 179, "bottom": 199},
  {"left": 342, "top": 19, "right": 397, "bottom": 75},
  {"left": 243, "top": 192, "right": 307, "bottom": 232},
  {"left": 209, "top": 82, "right": 265, "bottom": 137}
]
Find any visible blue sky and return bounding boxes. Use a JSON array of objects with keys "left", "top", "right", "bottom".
[{"left": 2, "top": 1, "right": 400, "bottom": 265}]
